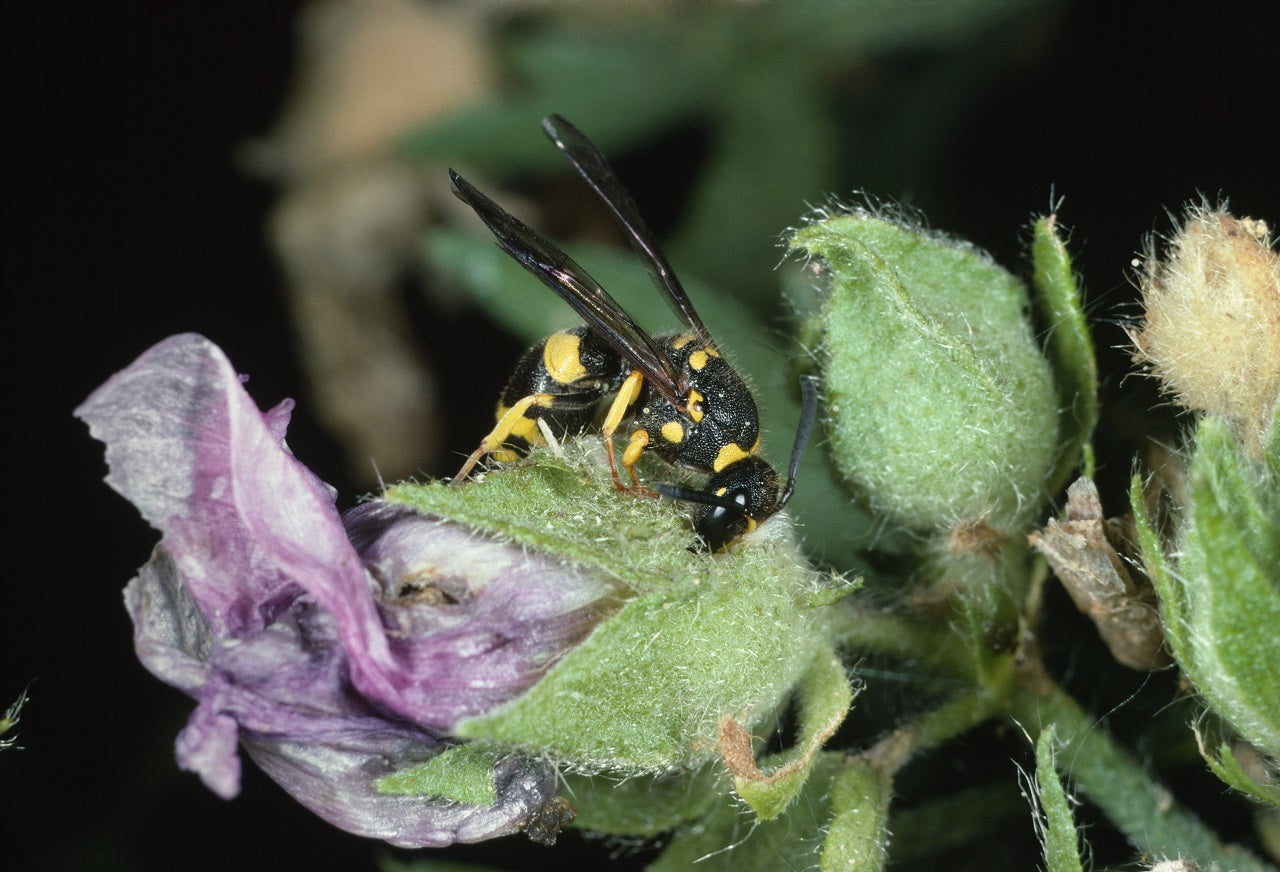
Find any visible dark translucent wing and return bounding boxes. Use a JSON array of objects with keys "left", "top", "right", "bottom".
[
  {"left": 449, "top": 170, "right": 685, "bottom": 406},
  {"left": 542, "top": 114, "right": 711, "bottom": 342}
]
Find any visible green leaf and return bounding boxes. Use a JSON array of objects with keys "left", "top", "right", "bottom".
[
  {"left": 397, "top": 30, "right": 702, "bottom": 174},
  {"left": 888, "top": 784, "right": 1027, "bottom": 861},
  {"left": 1030, "top": 214, "right": 1097, "bottom": 492},
  {"left": 669, "top": 72, "right": 838, "bottom": 298},
  {"left": 1034, "top": 726, "right": 1084, "bottom": 872},
  {"left": 1009, "top": 678, "right": 1275, "bottom": 871}
]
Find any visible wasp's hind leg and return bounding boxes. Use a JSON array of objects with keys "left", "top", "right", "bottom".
[
  {"left": 452, "top": 393, "right": 557, "bottom": 482},
  {"left": 452, "top": 328, "right": 618, "bottom": 483}
]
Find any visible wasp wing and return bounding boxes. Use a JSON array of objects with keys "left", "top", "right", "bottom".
[
  {"left": 450, "top": 170, "right": 686, "bottom": 407},
  {"left": 542, "top": 114, "right": 712, "bottom": 343}
]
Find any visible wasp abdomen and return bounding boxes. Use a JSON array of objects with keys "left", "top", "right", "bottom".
[{"left": 486, "top": 326, "right": 624, "bottom": 462}]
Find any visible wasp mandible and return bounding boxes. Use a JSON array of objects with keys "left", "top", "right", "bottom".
[{"left": 449, "top": 114, "right": 816, "bottom": 551}]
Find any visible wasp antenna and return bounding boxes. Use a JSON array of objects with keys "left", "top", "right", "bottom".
[
  {"left": 654, "top": 482, "right": 740, "bottom": 510},
  {"left": 778, "top": 375, "right": 820, "bottom": 511}
]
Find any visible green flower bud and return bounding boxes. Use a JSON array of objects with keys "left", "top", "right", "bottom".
[
  {"left": 790, "top": 206, "right": 1060, "bottom": 535},
  {"left": 1131, "top": 204, "right": 1280, "bottom": 461}
]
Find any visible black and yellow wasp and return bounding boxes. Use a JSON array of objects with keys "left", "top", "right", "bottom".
[{"left": 450, "top": 114, "right": 816, "bottom": 551}]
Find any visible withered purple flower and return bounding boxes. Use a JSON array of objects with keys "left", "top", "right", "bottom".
[{"left": 77, "top": 334, "right": 615, "bottom": 846}]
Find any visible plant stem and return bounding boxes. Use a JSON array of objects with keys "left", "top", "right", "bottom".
[{"left": 1008, "top": 662, "right": 1273, "bottom": 871}]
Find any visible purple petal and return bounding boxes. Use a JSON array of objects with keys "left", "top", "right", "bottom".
[
  {"left": 246, "top": 742, "right": 558, "bottom": 848},
  {"left": 124, "top": 538, "right": 441, "bottom": 796},
  {"left": 79, "top": 335, "right": 585, "bottom": 844},
  {"left": 76, "top": 333, "right": 355, "bottom": 639},
  {"left": 128, "top": 546, "right": 559, "bottom": 844},
  {"left": 76, "top": 335, "right": 398, "bottom": 712},
  {"left": 344, "top": 503, "right": 619, "bottom": 726}
]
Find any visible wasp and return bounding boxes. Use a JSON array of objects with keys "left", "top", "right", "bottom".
[{"left": 449, "top": 114, "right": 816, "bottom": 551}]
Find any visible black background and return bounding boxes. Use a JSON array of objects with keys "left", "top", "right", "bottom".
[{"left": 5, "top": 3, "right": 1277, "bottom": 870}]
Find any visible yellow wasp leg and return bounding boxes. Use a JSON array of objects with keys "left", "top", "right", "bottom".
[
  {"left": 599, "top": 370, "right": 645, "bottom": 491},
  {"left": 621, "top": 430, "right": 649, "bottom": 490},
  {"left": 452, "top": 393, "right": 555, "bottom": 483}
]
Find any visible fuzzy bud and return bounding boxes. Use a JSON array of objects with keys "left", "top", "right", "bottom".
[{"left": 790, "top": 205, "right": 1060, "bottom": 535}]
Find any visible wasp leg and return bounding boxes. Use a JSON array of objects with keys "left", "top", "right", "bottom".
[
  {"left": 599, "top": 370, "right": 649, "bottom": 493},
  {"left": 452, "top": 393, "right": 555, "bottom": 483}
]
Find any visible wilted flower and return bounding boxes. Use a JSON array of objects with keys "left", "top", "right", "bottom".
[{"left": 76, "top": 333, "right": 618, "bottom": 846}]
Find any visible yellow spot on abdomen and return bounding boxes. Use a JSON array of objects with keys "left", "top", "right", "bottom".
[{"left": 543, "top": 332, "right": 587, "bottom": 384}]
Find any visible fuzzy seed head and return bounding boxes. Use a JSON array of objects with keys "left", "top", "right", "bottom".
[{"left": 1132, "top": 204, "right": 1280, "bottom": 459}]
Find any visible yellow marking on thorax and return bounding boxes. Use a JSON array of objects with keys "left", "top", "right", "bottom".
[
  {"left": 713, "top": 442, "right": 751, "bottom": 472},
  {"left": 660, "top": 420, "right": 684, "bottom": 444},
  {"left": 687, "top": 389, "right": 705, "bottom": 423},
  {"left": 543, "top": 331, "right": 587, "bottom": 384}
]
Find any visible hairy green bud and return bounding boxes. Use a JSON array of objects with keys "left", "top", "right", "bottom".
[{"left": 790, "top": 205, "right": 1059, "bottom": 535}]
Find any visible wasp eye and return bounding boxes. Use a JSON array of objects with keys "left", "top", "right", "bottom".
[{"left": 695, "top": 491, "right": 750, "bottom": 552}]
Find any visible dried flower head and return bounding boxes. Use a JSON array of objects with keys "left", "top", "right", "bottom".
[{"left": 1131, "top": 204, "right": 1280, "bottom": 459}]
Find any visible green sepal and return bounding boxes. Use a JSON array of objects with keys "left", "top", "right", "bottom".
[
  {"left": 647, "top": 753, "right": 848, "bottom": 872},
  {"left": 730, "top": 645, "right": 854, "bottom": 820},
  {"left": 1199, "top": 737, "right": 1280, "bottom": 808},
  {"left": 560, "top": 767, "right": 722, "bottom": 836},
  {"left": 1030, "top": 214, "right": 1098, "bottom": 492},
  {"left": 387, "top": 446, "right": 842, "bottom": 774},
  {"left": 790, "top": 209, "right": 1059, "bottom": 534},
  {"left": 1035, "top": 726, "right": 1084, "bottom": 872},
  {"left": 376, "top": 744, "right": 500, "bottom": 806},
  {"left": 1133, "top": 416, "right": 1280, "bottom": 758}
]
